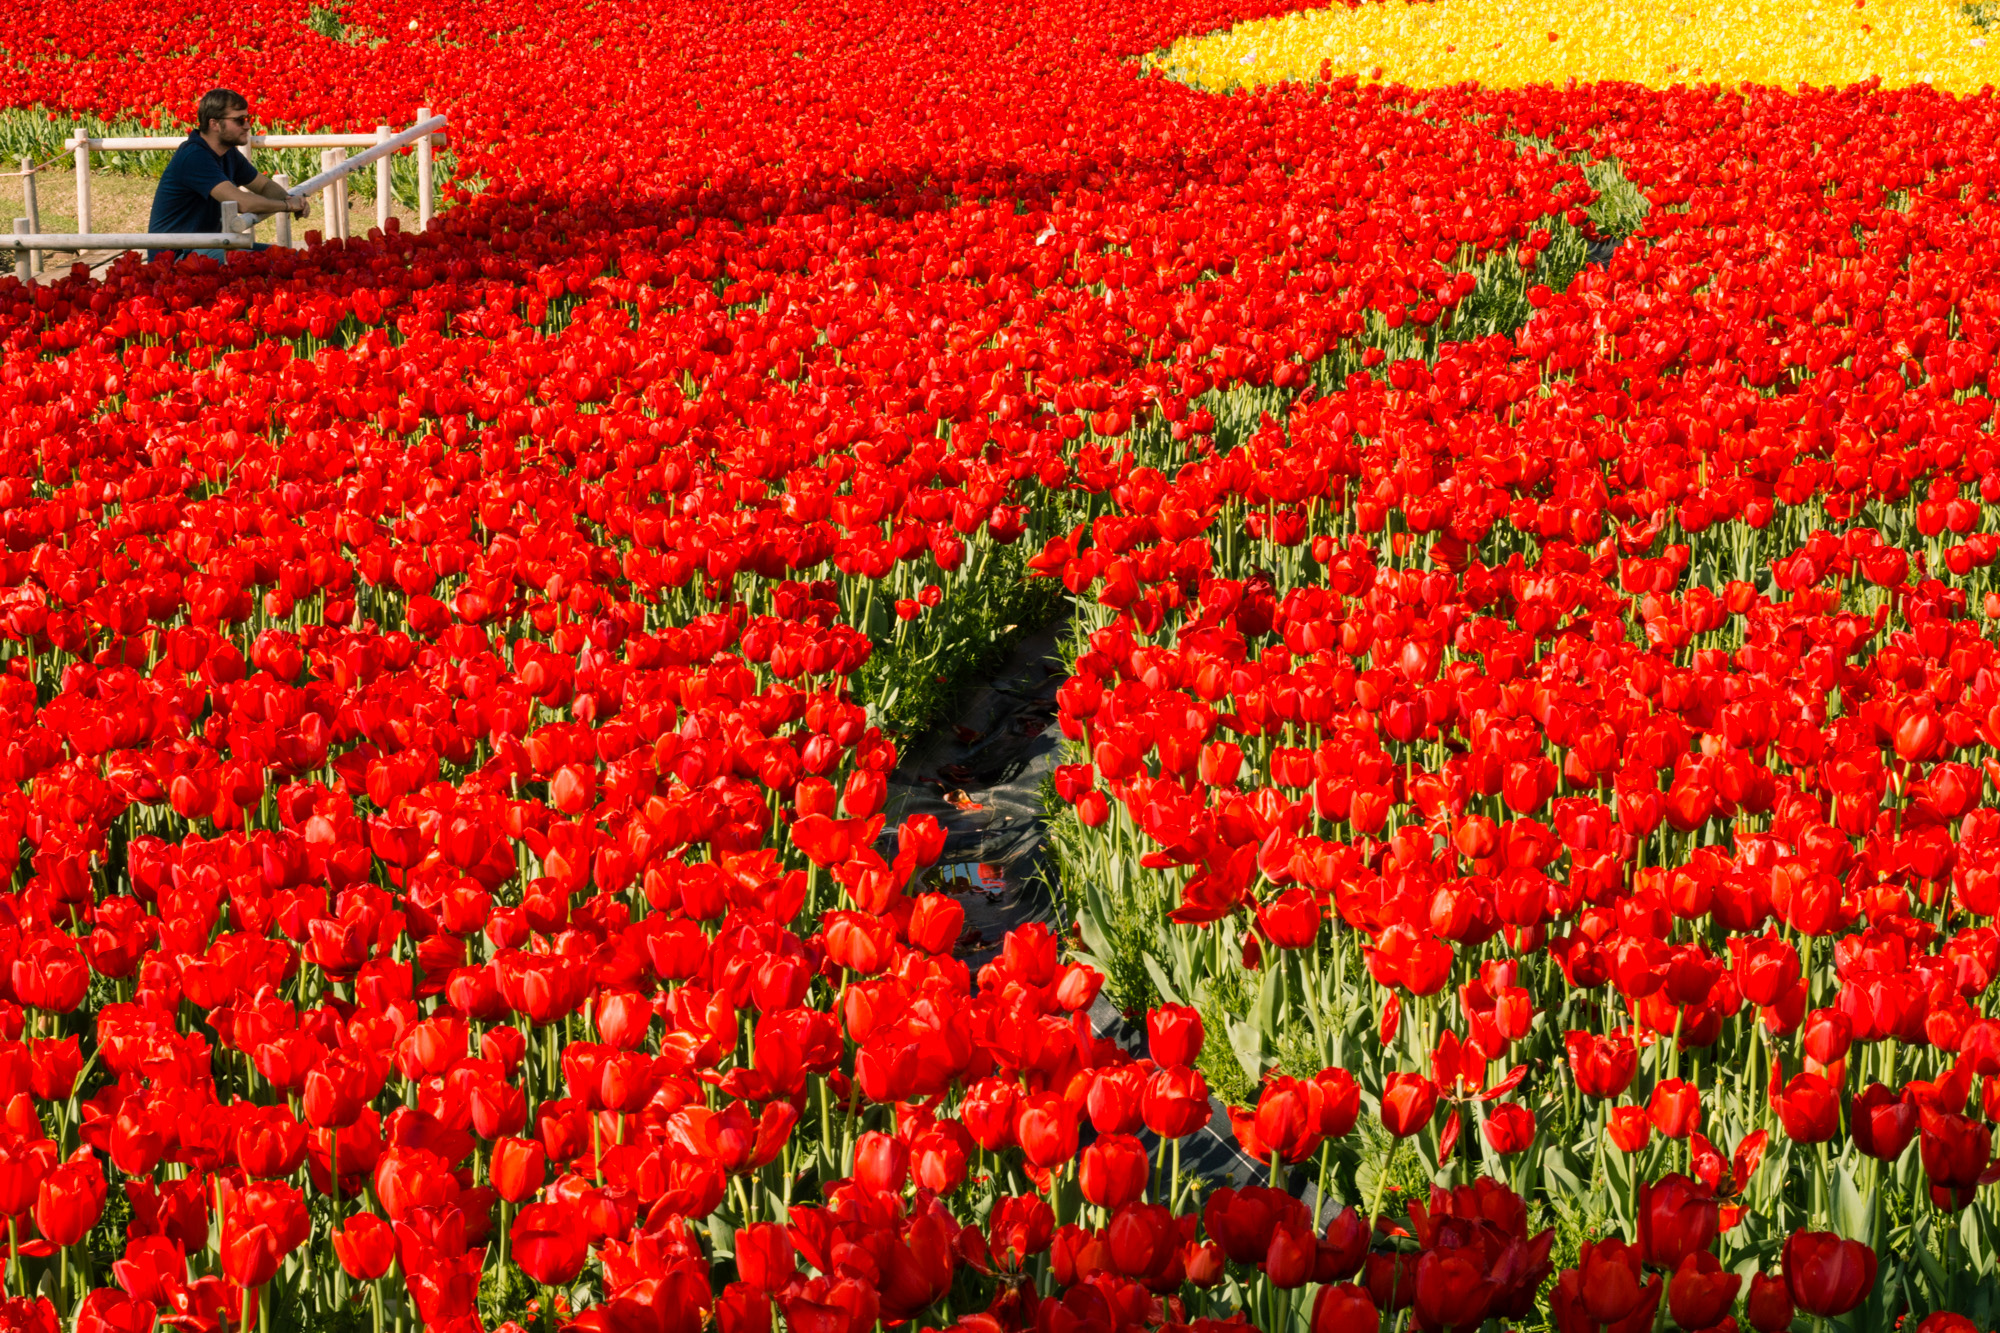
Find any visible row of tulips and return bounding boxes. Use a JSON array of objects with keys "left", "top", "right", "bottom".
[
  {"left": 3, "top": 0, "right": 1594, "bottom": 1324},
  {"left": 1044, "top": 35, "right": 2000, "bottom": 1333}
]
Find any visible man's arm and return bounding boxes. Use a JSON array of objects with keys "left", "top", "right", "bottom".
[
  {"left": 209, "top": 179, "right": 307, "bottom": 217},
  {"left": 245, "top": 174, "right": 294, "bottom": 204},
  {"left": 251, "top": 173, "right": 309, "bottom": 219}
]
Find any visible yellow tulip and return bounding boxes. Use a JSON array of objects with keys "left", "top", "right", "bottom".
[{"left": 1157, "top": 0, "right": 2000, "bottom": 94}]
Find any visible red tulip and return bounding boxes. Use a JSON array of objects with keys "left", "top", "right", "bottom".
[
  {"left": 1203, "top": 1185, "right": 1301, "bottom": 1266},
  {"left": 1850, "top": 1082, "right": 1917, "bottom": 1161},
  {"left": 1249, "top": 1075, "right": 1324, "bottom": 1164},
  {"left": 960, "top": 1078, "right": 1021, "bottom": 1151},
  {"left": 1769, "top": 1064, "right": 1841, "bottom": 1143},
  {"left": 1744, "top": 1271, "right": 1795, "bottom": 1331},
  {"left": 221, "top": 1222, "right": 281, "bottom": 1289},
  {"left": 512, "top": 1201, "right": 589, "bottom": 1285},
  {"left": 1367, "top": 1250, "right": 1420, "bottom": 1312},
  {"left": 1647, "top": 1078, "right": 1701, "bottom": 1140},
  {"left": 1732, "top": 931, "right": 1801, "bottom": 1007},
  {"left": 234, "top": 1105, "right": 308, "bottom": 1179},
  {"left": 588, "top": 980, "right": 652, "bottom": 1040},
  {"left": 1801, "top": 1008, "right": 1853, "bottom": 1067},
  {"left": 1078, "top": 1132, "right": 1149, "bottom": 1209},
  {"left": 1915, "top": 1314, "right": 1982, "bottom": 1333},
  {"left": 1919, "top": 1108, "right": 1992, "bottom": 1195},
  {"left": 1379, "top": 1072, "right": 1438, "bottom": 1138},
  {"left": 1415, "top": 1246, "right": 1499, "bottom": 1329},
  {"left": 74, "top": 1289, "right": 157, "bottom": 1333},
  {"left": 26, "top": 1040, "right": 79, "bottom": 1104},
  {"left": 1638, "top": 1173, "right": 1720, "bottom": 1269},
  {"left": 1182, "top": 1237, "right": 1226, "bottom": 1288},
  {"left": 1103, "top": 1201, "right": 1172, "bottom": 1281},
  {"left": 735, "top": 1221, "right": 796, "bottom": 1292},
  {"left": 1146, "top": 1005, "right": 1204, "bottom": 1066},
  {"left": 1141, "top": 1064, "right": 1211, "bottom": 1140},
  {"left": 1013, "top": 1092, "right": 1079, "bottom": 1171},
  {"left": 0, "top": 1136, "right": 49, "bottom": 1217},
  {"left": 1606, "top": 1106, "right": 1652, "bottom": 1154},
  {"left": 853, "top": 1130, "right": 909, "bottom": 1195},
  {"left": 332, "top": 1213, "right": 396, "bottom": 1281},
  {"left": 1567, "top": 1030, "right": 1638, "bottom": 1099},
  {"left": 1257, "top": 888, "right": 1320, "bottom": 948},
  {"left": 1574, "top": 1237, "right": 1659, "bottom": 1324},
  {"left": 1782, "top": 1230, "right": 1877, "bottom": 1317},
  {"left": 1264, "top": 1215, "right": 1316, "bottom": 1289},
  {"left": 469, "top": 1080, "right": 528, "bottom": 1140},
  {"left": 1316, "top": 1206, "right": 1369, "bottom": 1283},
  {"left": 988, "top": 1194, "right": 1054, "bottom": 1268},
  {"left": 1483, "top": 1103, "right": 1537, "bottom": 1155},
  {"left": 489, "top": 1136, "right": 547, "bottom": 1204},
  {"left": 32, "top": 1153, "right": 104, "bottom": 1248},
  {"left": 1085, "top": 1063, "right": 1148, "bottom": 1136},
  {"left": 1667, "top": 1251, "right": 1742, "bottom": 1331},
  {"left": 107, "top": 1096, "right": 165, "bottom": 1176},
  {"left": 909, "top": 1120, "right": 972, "bottom": 1194},
  {"left": 906, "top": 893, "right": 963, "bottom": 956},
  {"left": 11, "top": 935, "right": 88, "bottom": 1012},
  {"left": 1314, "top": 1067, "right": 1361, "bottom": 1139},
  {"left": 779, "top": 1276, "right": 878, "bottom": 1333},
  {"left": 716, "top": 1283, "right": 771, "bottom": 1333}
]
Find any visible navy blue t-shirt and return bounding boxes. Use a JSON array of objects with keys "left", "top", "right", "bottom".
[{"left": 148, "top": 132, "right": 258, "bottom": 234}]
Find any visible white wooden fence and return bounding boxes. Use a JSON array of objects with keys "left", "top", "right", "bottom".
[{"left": 7, "top": 110, "right": 444, "bottom": 280}]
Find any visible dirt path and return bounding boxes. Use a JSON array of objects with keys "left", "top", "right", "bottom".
[
  {"left": 882, "top": 619, "right": 1290, "bottom": 1207},
  {"left": 881, "top": 620, "right": 1067, "bottom": 967}
]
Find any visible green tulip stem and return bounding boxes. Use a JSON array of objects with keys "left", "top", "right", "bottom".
[
  {"left": 1630, "top": 1156, "right": 1640, "bottom": 1240},
  {"left": 1316, "top": 1140, "right": 1334, "bottom": 1218},
  {"left": 1367, "top": 1135, "right": 1399, "bottom": 1229},
  {"left": 1944, "top": 1211, "right": 1958, "bottom": 1311}
]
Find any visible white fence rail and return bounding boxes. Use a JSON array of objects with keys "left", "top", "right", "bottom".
[{"left": 11, "top": 109, "right": 444, "bottom": 280}]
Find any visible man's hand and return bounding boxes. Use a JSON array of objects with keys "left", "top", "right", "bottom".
[{"left": 290, "top": 196, "right": 310, "bottom": 218}]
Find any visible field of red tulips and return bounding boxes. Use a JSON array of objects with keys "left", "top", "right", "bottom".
[{"left": 4, "top": 0, "right": 2000, "bottom": 1331}]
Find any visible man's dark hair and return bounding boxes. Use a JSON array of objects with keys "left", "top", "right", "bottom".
[{"left": 195, "top": 89, "right": 249, "bottom": 133}]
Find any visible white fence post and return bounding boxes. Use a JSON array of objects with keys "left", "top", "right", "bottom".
[
  {"left": 327, "top": 148, "right": 349, "bottom": 240},
  {"left": 319, "top": 150, "right": 334, "bottom": 239},
  {"left": 274, "top": 174, "right": 293, "bottom": 249},
  {"left": 17, "top": 159, "right": 35, "bottom": 232},
  {"left": 17, "top": 159, "right": 37, "bottom": 279},
  {"left": 12, "top": 220, "right": 28, "bottom": 284},
  {"left": 416, "top": 106, "right": 434, "bottom": 232},
  {"left": 375, "top": 125, "right": 392, "bottom": 232},
  {"left": 72, "top": 130, "right": 91, "bottom": 237}
]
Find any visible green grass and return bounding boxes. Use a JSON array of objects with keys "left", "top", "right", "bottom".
[
  {"left": 851, "top": 535, "right": 1065, "bottom": 738},
  {"left": 307, "top": 1, "right": 349, "bottom": 41}
]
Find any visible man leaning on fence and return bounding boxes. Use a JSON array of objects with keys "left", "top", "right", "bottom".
[{"left": 147, "top": 89, "right": 307, "bottom": 262}]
